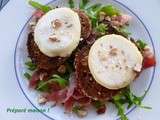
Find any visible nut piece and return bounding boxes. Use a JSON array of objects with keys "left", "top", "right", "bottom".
[
  {"left": 58, "top": 65, "right": 66, "bottom": 74},
  {"left": 77, "top": 110, "right": 88, "bottom": 118},
  {"left": 110, "top": 48, "right": 118, "bottom": 56},
  {"left": 52, "top": 19, "right": 62, "bottom": 29},
  {"left": 49, "top": 35, "right": 60, "bottom": 42},
  {"left": 38, "top": 96, "right": 47, "bottom": 105},
  {"left": 133, "top": 63, "right": 142, "bottom": 72}
]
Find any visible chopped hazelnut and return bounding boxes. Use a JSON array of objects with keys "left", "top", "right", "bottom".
[
  {"left": 133, "top": 63, "right": 142, "bottom": 72},
  {"left": 105, "top": 16, "right": 111, "bottom": 21},
  {"left": 58, "top": 65, "right": 66, "bottom": 74},
  {"left": 98, "top": 92, "right": 101, "bottom": 95},
  {"left": 52, "top": 19, "right": 62, "bottom": 29},
  {"left": 38, "top": 96, "right": 47, "bottom": 105},
  {"left": 77, "top": 109, "right": 88, "bottom": 118},
  {"left": 39, "top": 73, "right": 47, "bottom": 81},
  {"left": 110, "top": 48, "right": 118, "bottom": 56},
  {"left": 49, "top": 35, "right": 60, "bottom": 42}
]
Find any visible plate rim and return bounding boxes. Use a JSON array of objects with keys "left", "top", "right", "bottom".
[
  {"left": 13, "top": 0, "right": 156, "bottom": 120},
  {"left": 0, "top": 0, "right": 9, "bottom": 11}
]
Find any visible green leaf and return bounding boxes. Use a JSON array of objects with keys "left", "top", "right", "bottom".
[
  {"left": 68, "top": 0, "right": 75, "bottom": 8},
  {"left": 136, "top": 40, "right": 147, "bottom": 50},
  {"left": 72, "top": 106, "right": 83, "bottom": 113},
  {"left": 85, "top": 11, "right": 98, "bottom": 27},
  {"left": 25, "top": 61, "right": 37, "bottom": 71},
  {"left": 100, "top": 5, "right": 120, "bottom": 16},
  {"left": 86, "top": 3, "right": 102, "bottom": 12},
  {"left": 29, "top": 0, "right": 52, "bottom": 13},
  {"left": 115, "top": 27, "right": 131, "bottom": 38},
  {"left": 37, "top": 80, "right": 49, "bottom": 92},
  {"left": 36, "top": 74, "right": 68, "bottom": 91},
  {"left": 84, "top": 3, "right": 102, "bottom": 28},
  {"left": 79, "top": 0, "right": 89, "bottom": 9},
  {"left": 52, "top": 74, "right": 69, "bottom": 87},
  {"left": 24, "top": 72, "right": 31, "bottom": 80},
  {"left": 96, "top": 23, "right": 108, "bottom": 35},
  {"left": 113, "top": 98, "right": 128, "bottom": 120},
  {"left": 92, "top": 101, "right": 105, "bottom": 109},
  {"left": 112, "top": 87, "right": 151, "bottom": 120}
]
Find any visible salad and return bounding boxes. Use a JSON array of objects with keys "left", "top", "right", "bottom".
[{"left": 24, "top": 0, "right": 156, "bottom": 120}]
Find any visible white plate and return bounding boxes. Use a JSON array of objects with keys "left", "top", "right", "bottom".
[{"left": 0, "top": 0, "right": 159, "bottom": 120}]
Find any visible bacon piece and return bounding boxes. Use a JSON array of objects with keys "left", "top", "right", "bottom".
[
  {"left": 33, "top": 10, "right": 44, "bottom": 19},
  {"left": 45, "top": 74, "right": 76, "bottom": 105},
  {"left": 64, "top": 97, "right": 75, "bottom": 112},
  {"left": 111, "top": 14, "right": 132, "bottom": 27},
  {"left": 72, "top": 90, "right": 85, "bottom": 100},
  {"left": 45, "top": 88, "right": 67, "bottom": 104},
  {"left": 64, "top": 73, "right": 76, "bottom": 102}
]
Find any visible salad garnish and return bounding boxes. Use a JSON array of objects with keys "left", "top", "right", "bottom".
[{"left": 29, "top": 0, "right": 52, "bottom": 13}]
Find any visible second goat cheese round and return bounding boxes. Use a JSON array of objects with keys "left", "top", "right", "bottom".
[
  {"left": 88, "top": 34, "right": 143, "bottom": 90},
  {"left": 34, "top": 7, "right": 81, "bottom": 57}
]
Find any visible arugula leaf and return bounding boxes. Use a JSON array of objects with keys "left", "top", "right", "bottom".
[
  {"left": 85, "top": 4, "right": 102, "bottom": 28},
  {"left": 29, "top": 0, "right": 52, "bottom": 13},
  {"left": 96, "top": 23, "right": 108, "bottom": 35},
  {"left": 79, "top": 0, "right": 89, "bottom": 9},
  {"left": 72, "top": 106, "right": 83, "bottom": 113},
  {"left": 85, "top": 11, "right": 98, "bottom": 27},
  {"left": 115, "top": 27, "right": 131, "bottom": 38},
  {"left": 112, "top": 87, "right": 151, "bottom": 120},
  {"left": 136, "top": 40, "right": 147, "bottom": 50},
  {"left": 68, "top": 0, "right": 75, "bottom": 8},
  {"left": 113, "top": 99, "right": 128, "bottom": 120},
  {"left": 24, "top": 72, "right": 31, "bottom": 80},
  {"left": 52, "top": 75, "right": 69, "bottom": 87},
  {"left": 37, "top": 80, "right": 49, "bottom": 92},
  {"left": 92, "top": 101, "right": 105, "bottom": 109},
  {"left": 86, "top": 3, "right": 102, "bottom": 12},
  {"left": 100, "top": 5, "right": 120, "bottom": 16},
  {"left": 36, "top": 74, "right": 68, "bottom": 91},
  {"left": 25, "top": 61, "right": 37, "bottom": 71}
]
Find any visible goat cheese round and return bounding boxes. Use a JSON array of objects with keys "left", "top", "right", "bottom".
[
  {"left": 34, "top": 7, "right": 81, "bottom": 57},
  {"left": 88, "top": 34, "right": 143, "bottom": 90}
]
